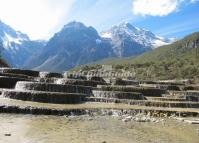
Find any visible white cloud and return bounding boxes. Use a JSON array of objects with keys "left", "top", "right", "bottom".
[
  {"left": 132, "top": 0, "right": 182, "bottom": 16},
  {"left": 0, "top": 0, "right": 75, "bottom": 40}
]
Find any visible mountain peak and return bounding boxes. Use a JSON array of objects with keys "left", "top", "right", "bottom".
[
  {"left": 118, "top": 22, "right": 141, "bottom": 31},
  {"left": 55, "top": 21, "right": 100, "bottom": 40},
  {"left": 101, "top": 22, "right": 172, "bottom": 49},
  {"left": 0, "top": 20, "right": 44, "bottom": 68},
  {"left": 63, "top": 21, "right": 86, "bottom": 29},
  {"left": 0, "top": 20, "right": 29, "bottom": 41}
]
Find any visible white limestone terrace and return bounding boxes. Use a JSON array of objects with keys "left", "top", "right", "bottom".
[
  {"left": 15, "top": 81, "right": 93, "bottom": 95},
  {"left": 0, "top": 67, "right": 198, "bottom": 117}
]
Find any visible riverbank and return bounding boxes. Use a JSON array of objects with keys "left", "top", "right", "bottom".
[{"left": 0, "top": 114, "right": 199, "bottom": 143}]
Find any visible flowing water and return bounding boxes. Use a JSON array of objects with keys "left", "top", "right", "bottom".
[{"left": 0, "top": 114, "right": 199, "bottom": 143}]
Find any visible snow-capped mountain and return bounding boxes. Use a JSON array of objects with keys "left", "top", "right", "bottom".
[
  {"left": 101, "top": 22, "right": 172, "bottom": 57},
  {"left": 24, "top": 22, "right": 114, "bottom": 72},
  {"left": 0, "top": 20, "right": 29, "bottom": 50},
  {"left": 0, "top": 20, "right": 45, "bottom": 67},
  {"left": 0, "top": 20, "right": 173, "bottom": 71},
  {"left": 25, "top": 21, "right": 174, "bottom": 72}
]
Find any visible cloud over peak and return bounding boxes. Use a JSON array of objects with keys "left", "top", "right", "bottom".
[{"left": 0, "top": 0, "right": 75, "bottom": 40}]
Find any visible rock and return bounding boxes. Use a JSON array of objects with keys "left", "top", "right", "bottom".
[
  {"left": 175, "top": 117, "right": 184, "bottom": 122},
  {"left": 147, "top": 112, "right": 151, "bottom": 117},
  {"left": 134, "top": 117, "right": 140, "bottom": 122},
  {"left": 150, "top": 118, "right": 156, "bottom": 122},
  {"left": 122, "top": 118, "right": 129, "bottom": 122},
  {"left": 39, "top": 72, "right": 63, "bottom": 78},
  {"left": 122, "top": 115, "right": 133, "bottom": 122},
  {"left": 88, "top": 118, "right": 93, "bottom": 121},
  {"left": 2, "top": 89, "right": 85, "bottom": 104},
  {"left": 92, "top": 90, "right": 144, "bottom": 100},
  {"left": 0, "top": 76, "right": 31, "bottom": 89},
  {"left": 125, "top": 116, "right": 133, "bottom": 120},
  {"left": 107, "top": 111, "right": 112, "bottom": 116},
  {"left": 160, "top": 119, "right": 165, "bottom": 122},
  {"left": 145, "top": 117, "right": 151, "bottom": 122},
  {"left": 0, "top": 68, "right": 39, "bottom": 77},
  {"left": 141, "top": 116, "right": 147, "bottom": 122},
  {"left": 184, "top": 119, "right": 199, "bottom": 124},
  {"left": 5, "top": 133, "right": 11, "bottom": 136},
  {"left": 196, "top": 129, "right": 199, "bottom": 134},
  {"left": 15, "top": 81, "right": 92, "bottom": 95},
  {"left": 163, "top": 113, "right": 168, "bottom": 118},
  {"left": 64, "top": 115, "right": 69, "bottom": 118}
]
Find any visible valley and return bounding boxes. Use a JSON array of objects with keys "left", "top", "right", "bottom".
[
  {"left": 0, "top": 1, "right": 198, "bottom": 142},
  {"left": 0, "top": 20, "right": 172, "bottom": 72}
]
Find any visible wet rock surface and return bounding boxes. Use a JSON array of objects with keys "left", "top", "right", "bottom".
[
  {"left": 56, "top": 78, "right": 107, "bottom": 87},
  {"left": 15, "top": 81, "right": 92, "bottom": 95},
  {"left": 1, "top": 89, "right": 86, "bottom": 104},
  {"left": 39, "top": 72, "right": 63, "bottom": 78},
  {"left": 92, "top": 90, "right": 145, "bottom": 100},
  {"left": 86, "top": 97, "right": 199, "bottom": 108},
  {"left": 97, "top": 85, "right": 166, "bottom": 97},
  {"left": 0, "top": 68, "right": 39, "bottom": 77},
  {"left": 0, "top": 76, "right": 32, "bottom": 89}
]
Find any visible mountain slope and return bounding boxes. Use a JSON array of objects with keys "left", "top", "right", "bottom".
[
  {"left": 125, "top": 31, "right": 199, "bottom": 64},
  {"left": 0, "top": 58, "right": 9, "bottom": 67},
  {"left": 76, "top": 32, "right": 199, "bottom": 80},
  {"left": 25, "top": 22, "right": 114, "bottom": 72},
  {"left": 0, "top": 20, "right": 45, "bottom": 67}
]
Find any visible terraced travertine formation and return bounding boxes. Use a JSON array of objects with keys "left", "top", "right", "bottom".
[{"left": 0, "top": 68, "right": 199, "bottom": 117}]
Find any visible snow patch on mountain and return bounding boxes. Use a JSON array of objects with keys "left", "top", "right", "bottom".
[
  {"left": 2, "top": 32, "right": 28, "bottom": 50},
  {"left": 0, "top": 20, "right": 45, "bottom": 67},
  {"left": 101, "top": 22, "right": 173, "bottom": 49},
  {"left": 101, "top": 32, "right": 112, "bottom": 38}
]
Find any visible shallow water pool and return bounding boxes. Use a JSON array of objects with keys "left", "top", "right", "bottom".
[{"left": 0, "top": 114, "right": 198, "bottom": 143}]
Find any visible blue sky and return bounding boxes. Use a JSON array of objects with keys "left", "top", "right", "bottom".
[
  {"left": 0, "top": 0, "right": 198, "bottom": 39},
  {"left": 67, "top": 0, "right": 199, "bottom": 39}
]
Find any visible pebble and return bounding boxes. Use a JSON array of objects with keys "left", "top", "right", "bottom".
[
  {"left": 125, "top": 116, "right": 132, "bottom": 120},
  {"left": 88, "top": 118, "right": 93, "bottom": 121},
  {"left": 5, "top": 133, "right": 11, "bottom": 136},
  {"left": 196, "top": 129, "right": 199, "bottom": 134},
  {"left": 150, "top": 118, "right": 156, "bottom": 122},
  {"left": 174, "top": 117, "right": 184, "bottom": 122},
  {"left": 122, "top": 118, "right": 129, "bottom": 122}
]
